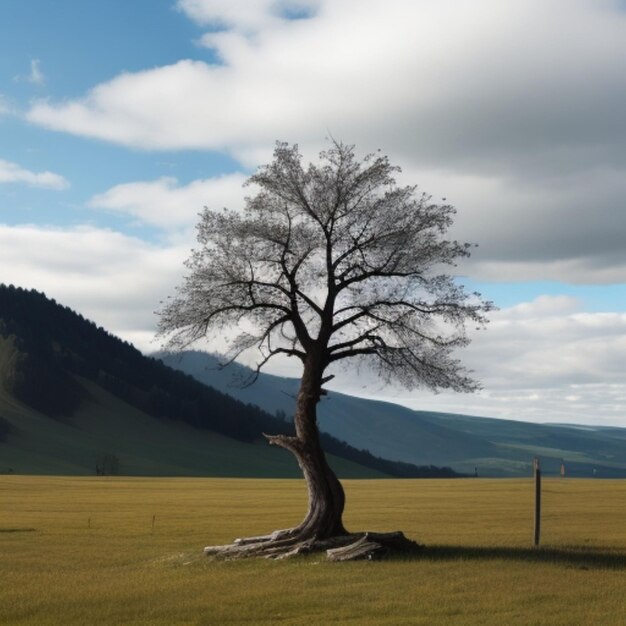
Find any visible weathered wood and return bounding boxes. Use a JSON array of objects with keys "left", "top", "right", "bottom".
[
  {"left": 327, "top": 531, "right": 422, "bottom": 561},
  {"left": 204, "top": 530, "right": 423, "bottom": 561},
  {"left": 327, "top": 535, "right": 384, "bottom": 561},
  {"left": 233, "top": 528, "right": 295, "bottom": 545}
]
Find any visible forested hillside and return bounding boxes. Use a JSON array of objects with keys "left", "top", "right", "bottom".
[
  {"left": 0, "top": 284, "right": 280, "bottom": 441},
  {"left": 0, "top": 284, "right": 459, "bottom": 477}
]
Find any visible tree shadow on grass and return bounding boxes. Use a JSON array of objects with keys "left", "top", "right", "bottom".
[{"left": 395, "top": 544, "right": 626, "bottom": 570}]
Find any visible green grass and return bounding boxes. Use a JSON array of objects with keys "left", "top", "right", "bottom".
[{"left": 1, "top": 476, "right": 625, "bottom": 625}]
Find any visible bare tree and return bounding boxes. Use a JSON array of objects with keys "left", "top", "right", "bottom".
[{"left": 158, "top": 141, "right": 492, "bottom": 559}]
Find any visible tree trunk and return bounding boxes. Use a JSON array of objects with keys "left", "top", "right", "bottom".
[
  {"left": 289, "top": 414, "right": 347, "bottom": 539},
  {"left": 270, "top": 353, "right": 347, "bottom": 539},
  {"left": 203, "top": 354, "right": 422, "bottom": 559}
]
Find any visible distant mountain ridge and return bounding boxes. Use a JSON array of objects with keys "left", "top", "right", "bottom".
[
  {"left": 0, "top": 284, "right": 458, "bottom": 478},
  {"left": 157, "top": 351, "right": 626, "bottom": 477}
]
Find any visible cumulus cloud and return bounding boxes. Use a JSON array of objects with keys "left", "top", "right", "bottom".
[
  {"left": 88, "top": 173, "right": 248, "bottom": 228},
  {"left": 27, "top": 1, "right": 626, "bottom": 167},
  {"left": 0, "top": 159, "right": 69, "bottom": 190},
  {"left": 467, "top": 297, "right": 626, "bottom": 390},
  {"left": 24, "top": 0, "right": 626, "bottom": 283},
  {"left": 0, "top": 224, "right": 186, "bottom": 351}
]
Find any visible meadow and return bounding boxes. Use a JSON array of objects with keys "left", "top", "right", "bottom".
[{"left": 1, "top": 476, "right": 625, "bottom": 625}]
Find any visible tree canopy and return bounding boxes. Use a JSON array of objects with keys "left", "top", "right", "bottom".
[{"left": 159, "top": 141, "right": 491, "bottom": 392}]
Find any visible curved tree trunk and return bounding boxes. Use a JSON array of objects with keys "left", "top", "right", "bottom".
[
  {"left": 287, "top": 413, "right": 347, "bottom": 539},
  {"left": 267, "top": 353, "right": 347, "bottom": 539}
]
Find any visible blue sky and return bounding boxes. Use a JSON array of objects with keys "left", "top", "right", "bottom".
[
  {"left": 465, "top": 281, "right": 626, "bottom": 313},
  {"left": 1, "top": 0, "right": 626, "bottom": 426}
]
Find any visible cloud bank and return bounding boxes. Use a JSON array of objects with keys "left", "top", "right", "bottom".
[{"left": 25, "top": 0, "right": 626, "bottom": 283}]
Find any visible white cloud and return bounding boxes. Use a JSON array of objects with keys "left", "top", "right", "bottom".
[
  {"left": 24, "top": 0, "right": 626, "bottom": 283},
  {"left": 0, "top": 159, "right": 69, "bottom": 190},
  {"left": 0, "top": 224, "right": 186, "bottom": 351},
  {"left": 177, "top": 0, "right": 319, "bottom": 35},
  {"left": 28, "top": 59, "right": 45, "bottom": 85},
  {"left": 27, "top": 1, "right": 626, "bottom": 164},
  {"left": 88, "top": 173, "right": 248, "bottom": 228},
  {"left": 467, "top": 298, "right": 626, "bottom": 390},
  {"left": 394, "top": 164, "right": 626, "bottom": 284},
  {"left": 27, "top": 57, "right": 303, "bottom": 153},
  {"left": 333, "top": 295, "right": 626, "bottom": 425},
  {"left": 13, "top": 59, "right": 46, "bottom": 86}
]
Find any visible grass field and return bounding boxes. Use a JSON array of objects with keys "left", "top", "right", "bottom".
[{"left": 1, "top": 476, "right": 625, "bottom": 625}]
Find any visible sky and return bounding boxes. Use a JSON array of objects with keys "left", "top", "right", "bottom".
[{"left": 1, "top": 0, "right": 626, "bottom": 427}]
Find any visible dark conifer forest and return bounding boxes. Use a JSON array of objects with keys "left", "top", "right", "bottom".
[{"left": 0, "top": 284, "right": 461, "bottom": 477}]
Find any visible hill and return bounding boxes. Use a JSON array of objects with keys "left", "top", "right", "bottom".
[
  {"left": 156, "top": 351, "right": 626, "bottom": 477},
  {"left": 0, "top": 284, "right": 457, "bottom": 478}
]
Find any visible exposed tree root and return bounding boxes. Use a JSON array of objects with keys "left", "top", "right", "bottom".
[{"left": 204, "top": 530, "right": 423, "bottom": 561}]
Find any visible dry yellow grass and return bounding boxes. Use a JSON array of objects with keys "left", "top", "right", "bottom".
[{"left": 1, "top": 476, "right": 625, "bottom": 624}]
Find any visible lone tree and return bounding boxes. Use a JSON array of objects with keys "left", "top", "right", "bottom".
[{"left": 158, "top": 141, "right": 491, "bottom": 559}]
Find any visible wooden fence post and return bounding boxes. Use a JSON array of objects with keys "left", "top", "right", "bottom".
[{"left": 533, "top": 456, "right": 541, "bottom": 547}]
